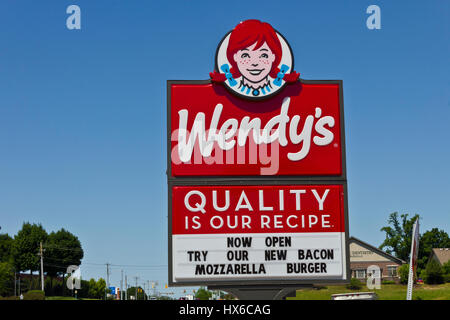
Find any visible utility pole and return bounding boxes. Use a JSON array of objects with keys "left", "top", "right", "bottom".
[
  {"left": 105, "top": 263, "right": 110, "bottom": 300},
  {"left": 142, "top": 282, "right": 145, "bottom": 300},
  {"left": 134, "top": 276, "right": 139, "bottom": 300},
  {"left": 39, "top": 242, "right": 44, "bottom": 291},
  {"left": 120, "top": 270, "right": 124, "bottom": 300},
  {"left": 125, "top": 274, "right": 128, "bottom": 300},
  {"left": 106, "top": 263, "right": 110, "bottom": 288},
  {"left": 14, "top": 270, "right": 16, "bottom": 297},
  {"left": 144, "top": 282, "right": 147, "bottom": 300}
]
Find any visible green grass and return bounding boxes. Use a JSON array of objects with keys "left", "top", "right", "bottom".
[
  {"left": 288, "top": 282, "right": 450, "bottom": 300},
  {"left": 45, "top": 296, "right": 99, "bottom": 300},
  {"left": 45, "top": 296, "right": 78, "bottom": 300}
]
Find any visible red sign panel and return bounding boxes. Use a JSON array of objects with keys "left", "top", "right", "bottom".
[
  {"left": 169, "top": 81, "right": 343, "bottom": 177},
  {"left": 172, "top": 185, "right": 345, "bottom": 235},
  {"left": 170, "top": 184, "right": 347, "bottom": 284}
]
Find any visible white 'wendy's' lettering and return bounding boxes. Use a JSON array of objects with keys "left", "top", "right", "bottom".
[{"left": 176, "top": 97, "right": 335, "bottom": 163}]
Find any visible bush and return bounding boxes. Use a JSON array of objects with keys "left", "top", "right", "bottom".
[
  {"left": 23, "top": 290, "right": 45, "bottom": 300},
  {"left": 0, "top": 296, "right": 19, "bottom": 300},
  {"left": 442, "top": 261, "right": 450, "bottom": 275},
  {"left": 382, "top": 280, "right": 395, "bottom": 285},
  {"left": 424, "top": 259, "right": 444, "bottom": 284},
  {"left": 0, "top": 262, "right": 15, "bottom": 297},
  {"left": 313, "top": 285, "right": 327, "bottom": 290},
  {"left": 398, "top": 264, "right": 410, "bottom": 284},
  {"left": 444, "top": 274, "right": 450, "bottom": 283},
  {"left": 346, "top": 278, "right": 362, "bottom": 290},
  {"left": 195, "top": 287, "right": 212, "bottom": 300}
]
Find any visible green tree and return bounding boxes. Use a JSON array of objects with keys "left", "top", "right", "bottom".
[
  {"left": 442, "top": 260, "right": 450, "bottom": 275},
  {"left": 195, "top": 287, "right": 212, "bottom": 300},
  {"left": 126, "top": 286, "right": 147, "bottom": 300},
  {"left": 423, "top": 259, "right": 444, "bottom": 284},
  {"left": 0, "top": 261, "right": 15, "bottom": 297},
  {"left": 12, "top": 222, "right": 47, "bottom": 289},
  {"left": 380, "top": 212, "right": 419, "bottom": 261},
  {"left": 0, "top": 234, "right": 14, "bottom": 263},
  {"left": 443, "top": 261, "right": 450, "bottom": 283},
  {"left": 398, "top": 264, "right": 410, "bottom": 284},
  {"left": 417, "top": 228, "right": 450, "bottom": 274},
  {"left": 44, "top": 228, "right": 84, "bottom": 295},
  {"left": 77, "top": 279, "right": 91, "bottom": 299},
  {"left": 95, "top": 278, "right": 107, "bottom": 299},
  {"left": 88, "top": 278, "right": 98, "bottom": 299}
]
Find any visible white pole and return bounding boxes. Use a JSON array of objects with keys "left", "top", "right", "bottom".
[{"left": 406, "top": 219, "right": 420, "bottom": 300}]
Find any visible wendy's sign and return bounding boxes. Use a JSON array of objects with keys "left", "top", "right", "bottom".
[
  {"left": 167, "top": 19, "right": 349, "bottom": 287},
  {"left": 169, "top": 81, "right": 344, "bottom": 176}
]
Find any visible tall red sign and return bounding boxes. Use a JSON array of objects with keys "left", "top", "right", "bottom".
[{"left": 168, "top": 19, "right": 349, "bottom": 287}]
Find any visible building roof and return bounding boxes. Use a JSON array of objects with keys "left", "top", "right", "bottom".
[
  {"left": 430, "top": 248, "right": 450, "bottom": 265},
  {"left": 349, "top": 236, "right": 406, "bottom": 264}
]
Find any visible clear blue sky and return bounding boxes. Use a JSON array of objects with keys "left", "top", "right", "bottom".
[{"left": 0, "top": 1, "right": 448, "bottom": 296}]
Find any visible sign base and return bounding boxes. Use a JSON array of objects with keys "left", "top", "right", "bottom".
[{"left": 208, "top": 285, "right": 312, "bottom": 300}]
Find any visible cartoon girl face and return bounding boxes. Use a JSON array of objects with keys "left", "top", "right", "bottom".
[
  {"left": 213, "top": 19, "right": 297, "bottom": 99},
  {"left": 233, "top": 42, "right": 276, "bottom": 85}
]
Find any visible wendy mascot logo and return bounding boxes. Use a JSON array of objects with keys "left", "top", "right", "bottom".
[{"left": 210, "top": 19, "right": 300, "bottom": 100}]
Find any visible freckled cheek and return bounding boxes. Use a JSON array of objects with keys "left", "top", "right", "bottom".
[
  {"left": 260, "top": 59, "right": 270, "bottom": 65},
  {"left": 239, "top": 59, "right": 251, "bottom": 65}
]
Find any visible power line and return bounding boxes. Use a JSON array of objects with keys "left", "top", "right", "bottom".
[
  {"left": 110, "top": 263, "right": 167, "bottom": 268},
  {"left": 83, "top": 262, "right": 167, "bottom": 269},
  {"left": 42, "top": 244, "right": 83, "bottom": 252}
]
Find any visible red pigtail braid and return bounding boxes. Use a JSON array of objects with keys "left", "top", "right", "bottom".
[
  {"left": 210, "top": 67, "right": 242, "bottom": 83},
  {"left": 209, "top": 71, "right": 227, "bottom": 82},
  {"left": 270, "top": 67, "right": 300, "bottom": 83}
]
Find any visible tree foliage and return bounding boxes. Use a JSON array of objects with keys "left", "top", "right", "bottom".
[
  {"left": 195, "top": 287, "right": 212, "bottom": 300},
  {"left": 0, "top": 222, "right": 88, "bottom": 298},
  {"left": 423, "top": 259, "right": 444, "bottom": 284},
  {"left": 380, "top": 212, "right": 450, "bottom": 276},
  {"left": 12, "top": 222, "right": 48, "bottom": 273},
  {"left": 379, "top": 212, "right": 419, "bottom": 262},
  {"left": 417, "top": 228, "right": 450, "bottom": 273},
  {"left": 398, "top": 264, "right": 410, "bottom": 284},
  {"left": 443, "top": 260, "right": 450, "bottom": 275},
  {"left": 0, "top": 234, "right": 14, "bottom": 263},
  {"left": 0, "top": 262, "right": 14, "bottom": 297},
  {"left": 86, "top": 278, "right": 107, "bottom": 299},
  {"left": 126, "top": 286, "right": 147, "bottom": 300},
  {"left": 44, "top": 228, "right": 84, "bottom": 277}
]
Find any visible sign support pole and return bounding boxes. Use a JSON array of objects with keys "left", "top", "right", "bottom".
[{"left": 208, "top": 285, "right": 311, "bottom": 300}]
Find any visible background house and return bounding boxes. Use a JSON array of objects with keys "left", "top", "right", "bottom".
[
  {"left": 349, "top": 237, "right": 405, "bottom": 283},
  {"left": 429, "top": 248, "right": 450, "bottom": 266}
]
